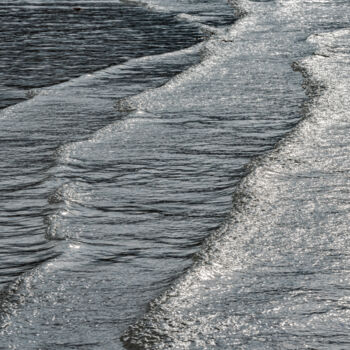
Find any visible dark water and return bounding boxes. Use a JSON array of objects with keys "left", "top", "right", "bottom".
[
  {"left": 1, "top": 0, "right": 350, "bottom": 349},
  {"left": 0, "top": 1, "right": 206, "bottom": 109}
]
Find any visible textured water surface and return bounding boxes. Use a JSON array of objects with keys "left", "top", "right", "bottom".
[{"left": 1, "top": 0, "right": 350, "bottom": 349}]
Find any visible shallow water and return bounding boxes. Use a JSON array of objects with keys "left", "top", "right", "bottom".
[{"left": 1, "top": 0, "right": 350, "bottom": 349}]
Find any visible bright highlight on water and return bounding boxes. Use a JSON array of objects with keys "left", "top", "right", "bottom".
[{"left": 0, "top": 0, "right": 349, "bottom": 349}]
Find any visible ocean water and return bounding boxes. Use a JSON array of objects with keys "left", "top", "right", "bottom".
[{"left": 0, "top": 0, "right": 349, "bottom": 349}]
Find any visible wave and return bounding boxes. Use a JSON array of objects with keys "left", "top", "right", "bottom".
[
  {"left": 0, "top": 2, "right": 229, "bottom": 344},
  {"left": 0, "top": 2, "right": 205, "bottom": 335},
  {"left": 42, "top": 0, "right": 240, "bottom": 244}
]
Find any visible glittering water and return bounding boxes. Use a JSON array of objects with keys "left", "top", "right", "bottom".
[{"left": 1, "top": 0, "right": 350, "bottom": 349}]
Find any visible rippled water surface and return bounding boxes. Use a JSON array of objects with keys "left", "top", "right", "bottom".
[{"left": 1, "top": 0, "right": 350, "bottom": 349}]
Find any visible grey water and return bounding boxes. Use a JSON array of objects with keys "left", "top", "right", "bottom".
[{"left": 0, "top": 0, "right": 349, "bottom": 349}]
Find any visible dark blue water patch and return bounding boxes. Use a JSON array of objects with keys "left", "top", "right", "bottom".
[{"left": 0, "top": 1, "right": 206, "bottom": 109}]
